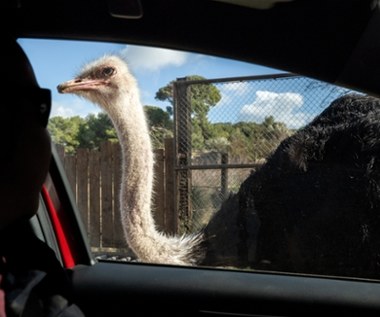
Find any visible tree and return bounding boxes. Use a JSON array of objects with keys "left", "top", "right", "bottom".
[
  {"left": 48, "top": 113, "right": 117, "bottom": 153},
  {"left": 155, "top": 75, "right": 222, "bottom": 149},
  {"left": 144, "top": 105, "right": 172, "bottom": 129},
  {"left": 78, "top": 112, "right": 117, "bottom": 149},
  {"left": 144, "top": 105, "right": 173, "bottom": 148},
  {"left": 48, "top": 116, "right": 85, "bottom": 154},
  {"left": 227, "top": 118, "right": 292, "bottom": 161},
  {"left": 49, "top": 108, "right": 174, "bottom": 153}
]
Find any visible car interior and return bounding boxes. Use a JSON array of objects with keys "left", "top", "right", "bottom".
[{"left": 4, "top": 0, "right": 380, "bottom": 316}]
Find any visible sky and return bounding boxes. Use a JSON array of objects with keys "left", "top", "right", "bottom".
[{"left": 18, "top": 38, "right": 352, "bottom": 129}]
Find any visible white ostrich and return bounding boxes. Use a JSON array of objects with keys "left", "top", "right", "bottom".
[{"left": 57, "top": 55, "right": 204, "bottom": 265}]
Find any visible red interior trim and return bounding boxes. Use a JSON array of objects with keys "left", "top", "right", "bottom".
[{"left": 41, "top": 185, "right": 75, "bottom": 269}]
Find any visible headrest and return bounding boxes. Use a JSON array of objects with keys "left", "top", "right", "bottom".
[{"left": 2, "top": 36, "right": 39, "bottom": 88}]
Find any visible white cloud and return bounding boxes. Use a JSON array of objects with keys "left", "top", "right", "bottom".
[
  {"left": 239, "top": 90, "right": 309, "bottom": 128},
  {"left": 214, "top": 82, "right": 251, "bottom": 109},
  {"left": 120, "top": 45, "right": 188, "bottom": 71},
  {"left": 222, "top": 82, "right": 250, "bottom": 95},
  {"left": 51, "top": 99, "right": 101, "bottom": 118},
  {"left": 52, "top": 105, "right": 75, "bottom": 118}
]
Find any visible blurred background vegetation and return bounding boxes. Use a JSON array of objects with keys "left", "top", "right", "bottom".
[{"left": 49, "top": 75, "right": 293, "bottom": 162}]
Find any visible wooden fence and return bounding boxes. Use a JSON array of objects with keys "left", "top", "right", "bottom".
[{"left": 54, "top": 139, "right": 176, "bottom": 254}]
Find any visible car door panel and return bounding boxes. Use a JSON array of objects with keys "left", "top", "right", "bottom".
[{"left": 71, "top": 261, "right": 380, "bottom": 316}]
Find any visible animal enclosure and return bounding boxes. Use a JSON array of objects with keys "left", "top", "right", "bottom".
[
  {"left": 56, "top": 73, "right": 353, "bottom": 257},
  {"left": 172, "top": 73, "right": 352, "bottom": 233}
]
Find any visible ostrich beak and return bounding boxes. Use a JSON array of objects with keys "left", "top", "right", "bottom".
[{"left": 57, "top": 78, "right": 104, "bottom": 94}]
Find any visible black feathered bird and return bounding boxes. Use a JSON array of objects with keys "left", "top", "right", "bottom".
[{"left": 203, "top": 94, "right": 380, "bottom": 279}]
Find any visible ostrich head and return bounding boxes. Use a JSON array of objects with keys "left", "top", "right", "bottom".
[{"left": 57, "top": 55, "right": 138, "bottom": 111}]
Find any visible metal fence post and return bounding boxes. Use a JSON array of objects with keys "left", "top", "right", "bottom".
[
  {"left": 221, "top": 152, "right": 229, "bottom": 201},
  {"left": 173, "top": 77, "right": 193, "bottom": 234}
]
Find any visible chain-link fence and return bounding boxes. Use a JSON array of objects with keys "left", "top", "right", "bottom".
[{"left": 172, "top": 73, "right": 355, "bottom": 233}]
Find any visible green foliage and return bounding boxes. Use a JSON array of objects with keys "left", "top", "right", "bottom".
[
  {"left": 155, "top": 75, "right": 221, "bottom": 110},
  {"left": 48, "top": 116, "right": 85, "bottom": 154},
  {"left": 207, "top": 116, "right": 292, "bottom": 162},
  {"left": 155, "top": 84, "right": 175, "bottom": 106},
  {"left": 49, "top": 75, "right": 291, "bottom": 161},
  {"left": 48, "top": 112, "right": 117, "bottom": 153},
  {"left": 144, "top": 105, "right": 172, "bottom": 129},
  {"left": 49, "top": 106, "right": 174, "bottom": 152},
  {"left": 49, "top": 111, "right": 291, "bottom": 161},
  {"left": 155, "top": 75, "right": 222, "bottom": 151},
  {"left": 78, "top": 112, "right": 118, "bottom": 149},
  {"left": 144, "top": 105, "right": 173, "bottom": 148}
]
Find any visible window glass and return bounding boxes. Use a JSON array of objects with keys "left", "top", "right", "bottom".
[{"left": 19, "top": 38, "right": 380, "bottom": 281}]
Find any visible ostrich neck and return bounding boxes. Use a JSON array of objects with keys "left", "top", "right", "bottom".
[
  {"left": 107, "top": 92, "right": 156, "bottom": 235},
  {"left": 101, "top": 85, "right": 202, "bottom": 265}
]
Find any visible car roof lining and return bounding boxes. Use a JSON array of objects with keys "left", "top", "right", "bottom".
[
  {"left": 3, "top": 0, "right": 378, "bottom": 96},
  {"left": 337, "top": 4, "right": 380, "bottom": 96}
]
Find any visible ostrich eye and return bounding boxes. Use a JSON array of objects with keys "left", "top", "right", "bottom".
[{"left": 102, "top": 67, "right": 115, "bottom": 77}]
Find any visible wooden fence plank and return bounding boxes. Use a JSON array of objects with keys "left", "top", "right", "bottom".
[
  {"left": 64, "top": 155, "right": 77, "bottom": 201},
  {"left": 89, "top": 150, "right": 101, "bottom": 248},
  {"left": 100, "top": 141, "right": 114, "bottom": 247},
  {"left": 77, "top": 148, "right": 89, "bottom": 232}
]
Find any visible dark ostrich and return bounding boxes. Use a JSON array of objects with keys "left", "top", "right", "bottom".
[{"left": 202, "top": 93, "right": 380, "bottom": 279}]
